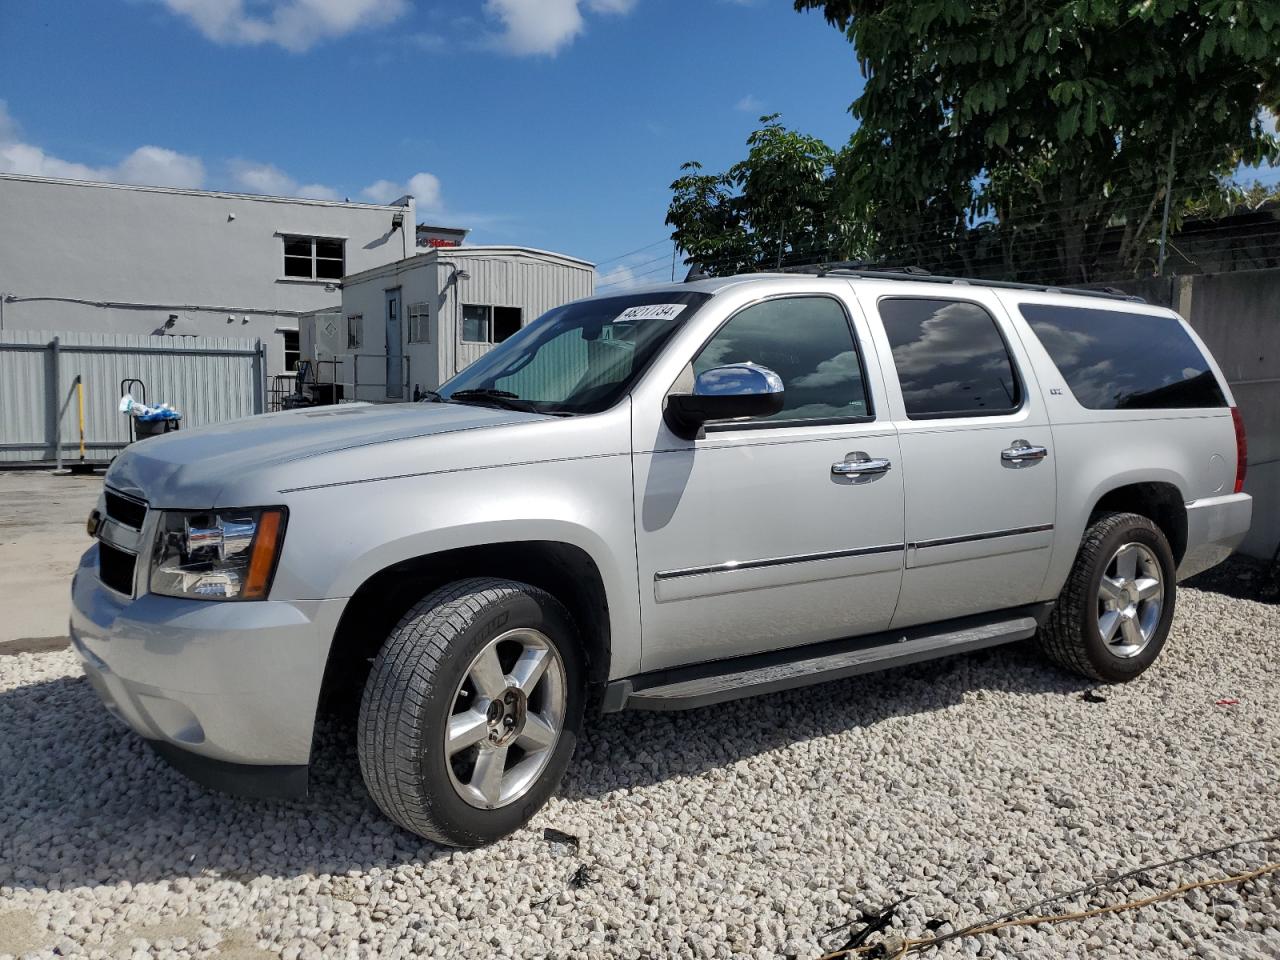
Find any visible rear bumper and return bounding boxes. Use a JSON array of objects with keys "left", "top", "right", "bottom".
[
  {"left": 1178, "top": 492, "right": 1252, "bottom": 580},
  {"left": 70, "top": 544, "right": 345, "bottom": 796}
]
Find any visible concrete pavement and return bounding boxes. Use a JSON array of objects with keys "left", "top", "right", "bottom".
[{"left": 0, "top": 471, "right": 102, "bottom": 652}]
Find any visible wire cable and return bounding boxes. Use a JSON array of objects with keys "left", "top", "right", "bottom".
[{"left": 817, "top": 831, "right": 1280, "bottom": 960}]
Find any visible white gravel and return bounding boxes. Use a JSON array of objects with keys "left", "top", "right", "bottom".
[{"left": 1, "top": 579, "right": 1278, "bottom": 960}]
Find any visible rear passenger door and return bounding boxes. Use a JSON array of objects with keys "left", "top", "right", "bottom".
[{"left": 854, "top": 289, "right": 1057, "bottom": 628}]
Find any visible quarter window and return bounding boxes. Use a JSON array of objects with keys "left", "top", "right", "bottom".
[
  {"left": 693, "top": 296, "right": 871, "bottom": 424},
  {"left": 1019, "top": 303, "right": 1225, "bottom": 409},
  {"left": 879, "top": 298, "right": 1021, "bottom": 418},
  {"left": 282, "top": 235, "right": 345, "bottom": 280}
]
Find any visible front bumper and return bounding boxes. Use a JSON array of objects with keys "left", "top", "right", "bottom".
[
  {"left": 70, "top": 544, "right": 346, "bottom": 797},
  {"left": 1177, "top": 492, "right": 1253, "bottom": 580}
]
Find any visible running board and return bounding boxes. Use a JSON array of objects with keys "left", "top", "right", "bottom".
[{"left": 602, "top": 608, "right": 1045, "bottom": 712}]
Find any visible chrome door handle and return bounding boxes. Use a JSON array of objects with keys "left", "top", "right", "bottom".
[
  {"left": 1001, "top": 440, "right": 1049, "bottom": 464},
  {"left": 832, "top": 457, "right": 892, "bottom": 477}
]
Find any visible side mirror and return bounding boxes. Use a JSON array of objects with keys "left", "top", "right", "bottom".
[{"left": 664, "top": 363, "right": 785, "bottom": 439}]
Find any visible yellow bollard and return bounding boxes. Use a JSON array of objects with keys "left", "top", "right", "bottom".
[{"left": 76, "top": 376, "right": 86, "bottom": 463}]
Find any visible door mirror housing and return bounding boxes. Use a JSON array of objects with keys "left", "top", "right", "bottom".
[{"left": 664, "top": 363, "right": 785, "bottom": 439}]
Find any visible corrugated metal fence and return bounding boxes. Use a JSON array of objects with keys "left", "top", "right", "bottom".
[{"left": 0, "top": 330, "right": 264, "bottom": 465}]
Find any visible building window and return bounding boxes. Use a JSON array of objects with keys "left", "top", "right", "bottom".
[
  {"left": 283, "top": 235, "right": 345, "bottom": 280},
  {"left": 408, "top": 303, "right": 430, "bottom": 343},
  {"left": 346, "top": 314, "right": 362, "bottom": 349},
  {"left": 282, "top": 329, "right": 300, "bottom": 372},
  {"left": 462, "top": 304, "right": 522, "bottom": 344}
]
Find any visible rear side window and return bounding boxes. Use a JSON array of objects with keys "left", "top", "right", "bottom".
[
  {"left": 878, "top": 298, "right": 1021, "bottom": 418},
  {"left": 1019, "top": 304, "right": 1226, "bottom": 409}
]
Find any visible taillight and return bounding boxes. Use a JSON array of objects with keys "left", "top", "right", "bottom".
[{"left": 1231, "top": 406, "right": 1247, "bottom": 494}]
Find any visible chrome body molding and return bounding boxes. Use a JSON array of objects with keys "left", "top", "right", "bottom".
[{"left": 654, "top": 543, "right": 906, "bottom": 582}]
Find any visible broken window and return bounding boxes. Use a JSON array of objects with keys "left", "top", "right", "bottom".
[{"left": 493, "top": 306, "right": 522, "bottom": 343}]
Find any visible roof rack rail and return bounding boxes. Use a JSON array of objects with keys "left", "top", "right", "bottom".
[
  {"left": 770, "top": 263, "right": 1145, "bottom": 303},
  {"left": 778, "top": 261, "right": 932, "bottom": 277}
]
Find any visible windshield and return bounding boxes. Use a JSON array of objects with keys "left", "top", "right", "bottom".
[{"left": 435, "top": 291, "right": 711, "bottom": 414}]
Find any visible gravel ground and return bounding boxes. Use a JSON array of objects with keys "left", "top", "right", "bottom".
[{"left": 1, "top": 568, "right": 1278, "bottom": 960}]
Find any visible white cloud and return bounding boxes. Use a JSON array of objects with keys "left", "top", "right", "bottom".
[
  {"left": 595, "top": 248, "right": 673, "bottom": 290},
  {"left": 735, "top": 94, "right": 763, "bottom": 113},
  {"left": 483, "top": 0, "right": 637, "bottom": 56},
  {"left": 361, "top": 171, "right": 443, "bottom": 211},
  {"left": 156, "top": 0, "right": 408, "bottom": 52},
  {"left": 596, "top": 263, "right": 639, "bottom": 289},
  {"left": 116, "top": 145, "right": 205, "bottom": 189},
  {"left": 229, "top": 160, "right": 340, "bottom": 200},
  {"left": 0, "top": 100, "right": 205, "bottom": 188}
]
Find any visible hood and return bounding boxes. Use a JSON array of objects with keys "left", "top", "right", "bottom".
[{"left": 106, "top": 402, "right": 547, "bottom": 507}]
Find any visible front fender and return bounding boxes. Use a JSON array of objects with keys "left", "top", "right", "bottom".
[{"left": 271, "top": 453, "right": 643, "bottom": 676}]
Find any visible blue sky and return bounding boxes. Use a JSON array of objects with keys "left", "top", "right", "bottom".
[{"left": 0, "top": 0, "right": 865, "bottom": 286}]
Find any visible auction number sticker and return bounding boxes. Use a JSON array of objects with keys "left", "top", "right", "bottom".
[{"left": 615, "top": 303, "right": 688, "bottom": 322}]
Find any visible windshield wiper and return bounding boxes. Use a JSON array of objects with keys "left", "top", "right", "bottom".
[
  {"left": 419, "top": 389, "right": 447, "bottom": 403},
  {"left": 447, "top": 388, "right": 540, "bottom": 412}
]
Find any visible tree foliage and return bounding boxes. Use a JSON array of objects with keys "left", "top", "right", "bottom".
[
  {"left": 672, "top": 1, "right": 1280, "bottom": 283},
  {"left": 795, "top": 0, "right": 1280, "bottom": 282},
  {"left": 666, "top": 115, "right": 859, "bottom": 275}
]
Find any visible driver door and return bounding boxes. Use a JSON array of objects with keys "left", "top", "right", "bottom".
[{"left": 632, "top": 292, "right": 906, "bottom": 673}]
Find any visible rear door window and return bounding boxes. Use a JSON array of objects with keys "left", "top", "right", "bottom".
[
  {"left": 878, "top": 298, "right": 1021, "bottom": 418},
  {"left": 1019, "top": 303, "right": 1226, "bottom": 409}
]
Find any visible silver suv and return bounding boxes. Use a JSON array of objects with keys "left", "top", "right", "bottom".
[{"left": 73, "top": 271, "right": 1252, "bottom": 846}]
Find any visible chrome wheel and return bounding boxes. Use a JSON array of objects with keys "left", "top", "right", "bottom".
[
  {"left": 1096, "top": 542, "right": 1164, "bottom": 658},
  {"left": 444, "top": 628, "right": 566, "bottom": 810}
]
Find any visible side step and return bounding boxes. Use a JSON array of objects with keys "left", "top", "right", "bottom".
[{"left": 603, "top": 608, "right": 1044, "bottom": 712}]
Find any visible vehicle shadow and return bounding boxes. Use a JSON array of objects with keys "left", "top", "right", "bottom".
[
  {"left": 1181, "top": 553, "right": 1278, "bottom": 605},
  {"left": 0, "top": 641, "right": 1091, "bottom": 890}
]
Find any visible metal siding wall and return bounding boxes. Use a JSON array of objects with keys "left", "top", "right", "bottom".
[
  {"left": 447, "top": 255, "right": 593, "bottom": 381},
  {"left": 0, "top": 330, "right": 259, "bottom": 463}
]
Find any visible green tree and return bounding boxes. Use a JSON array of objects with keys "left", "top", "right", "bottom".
[
  {"left": 666, "top": 115, "right": 859, "bottom": 275},
  {"left": 795, "top": 0, "right": 1280, "bottom": 283}
]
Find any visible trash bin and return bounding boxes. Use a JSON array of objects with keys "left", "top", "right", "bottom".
[{"left": 134, "top": 417, "right": 179, "bottom": 439}]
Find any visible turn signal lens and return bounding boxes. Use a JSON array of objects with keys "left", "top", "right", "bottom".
[{"left": 243, "top": 509, "right": 285, "bottom": 600}]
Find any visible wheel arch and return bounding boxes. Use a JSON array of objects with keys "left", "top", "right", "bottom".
[
  {"left": 1088, "top": 480, "right": 1188, "bottom": 565},
  {"left": 318, "top": 540, "right": 615, "bottom": 711}
]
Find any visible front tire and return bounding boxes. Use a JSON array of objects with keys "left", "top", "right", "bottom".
[
  {"left": 357, "top": 578, "right": 584, "bottom": 847},
  {"left": 1039, "top": 512, "right": 1177, "bottom": 683}
]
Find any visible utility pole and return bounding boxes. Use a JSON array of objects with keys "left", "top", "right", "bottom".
[
  {"left": 671, "top": 242, "right": 677, "bottom": 282},
  {"left": 1156, "top": 131, "right": 1177, "bottom": 276}
]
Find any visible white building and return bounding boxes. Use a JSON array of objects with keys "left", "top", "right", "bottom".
[
  {"left": 0, "top": 173, "right": 426, "bottom": 376},
  {"left": 313, "top": 246, "right": 594, "bottom": 402}
]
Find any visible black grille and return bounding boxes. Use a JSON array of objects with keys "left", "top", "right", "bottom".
[
  {"left": 104, "top": 490, "right": 147, "bottom": 529},
  {"left": 98, "top": 542, "right": 137, "bottom": 596}
]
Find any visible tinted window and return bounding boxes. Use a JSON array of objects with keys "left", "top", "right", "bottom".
[
  {"left": 1020, "top": 303, "right": 1226, "bottom": 409},
  {"left": 694, "top": 296, "right": 870, "bottom": 423},
  {"left": 879, "top": 298, "right": 1021, "bottom": 418}
]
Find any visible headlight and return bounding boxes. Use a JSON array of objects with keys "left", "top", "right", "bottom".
[{"left": 150, "top": 508, "right": 287, "bottom": 600}]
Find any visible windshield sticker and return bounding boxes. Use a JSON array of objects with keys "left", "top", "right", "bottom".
[{"left": 614, "top": 303, "right": 688, "bottom": 322}]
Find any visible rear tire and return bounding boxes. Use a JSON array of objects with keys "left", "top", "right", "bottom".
[
  {"left": 357, "top": 577, "right": 584, "bottom": 847},
  {"left": 1038, "top": 512, "right": 1176, "bottom": 682}
]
